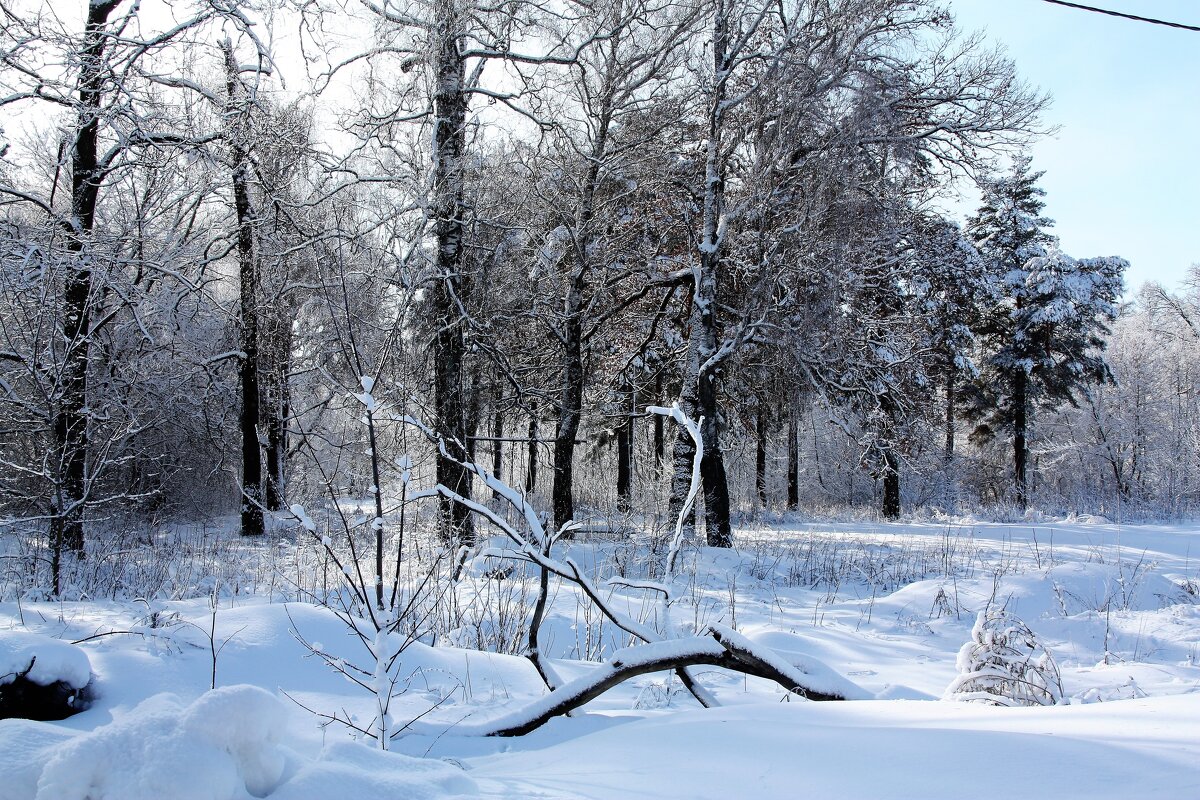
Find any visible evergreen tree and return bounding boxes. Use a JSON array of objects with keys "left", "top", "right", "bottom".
[{"left": 967, "top": 158, "right": 1126, "bottom": 509}]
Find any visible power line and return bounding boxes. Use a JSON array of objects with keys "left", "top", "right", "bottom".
[{"left": 1039, "top": 0, "right": 1200, "bottom": 32}]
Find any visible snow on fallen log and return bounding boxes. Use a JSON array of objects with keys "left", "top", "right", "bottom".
[
  {"left": 1, "top": 633, "right": 91, "bottom": 691},
  {"left": 706, "top": 624, "right": 873, "bottom": 702},
  {"left": 407, "top": 630, "right": 869, "bottom": 738}
]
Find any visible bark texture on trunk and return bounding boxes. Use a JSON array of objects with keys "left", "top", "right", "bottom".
[
  {"left": 1013, "top": 368, "right": 1029, "bottom": 510},
  {"left": 51, "top": 0, "right": 125, "bottom": 567},
  {"left": 431, "top": 7, "right": 473, "bottom": 545},
  {"left": 225, "top": 42, "right": 264, "bottom": 537}
]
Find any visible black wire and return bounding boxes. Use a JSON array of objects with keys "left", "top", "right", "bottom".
[{"left": 1039, "top": 0, "right": 1200, "bottom": 32}]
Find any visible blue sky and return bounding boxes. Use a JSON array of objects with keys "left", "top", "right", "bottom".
[{"left": 946, "top": 0, "right": 1199, "bottom": 294}]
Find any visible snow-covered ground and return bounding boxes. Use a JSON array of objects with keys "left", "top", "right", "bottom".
[{"left": 2, "top": 518, "right": 1198, "bottom": 799}]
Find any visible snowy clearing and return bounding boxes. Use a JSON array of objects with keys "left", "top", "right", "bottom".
[{"left": 1, "top": 518, "right": 1197, "bottom": 799}]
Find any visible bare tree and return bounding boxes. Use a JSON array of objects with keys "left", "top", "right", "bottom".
[
  {"left": 518, "top": 0, "right": 699, "bottom": 529},
  {"left": 0, "top": 0, "right": 252, "bottom": 586}
]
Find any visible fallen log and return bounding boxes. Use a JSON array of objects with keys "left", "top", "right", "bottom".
[{"left": 408, "top": 627, "right": 870, "bottom": 738}]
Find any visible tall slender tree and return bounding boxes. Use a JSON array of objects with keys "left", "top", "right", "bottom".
[{"left": 222, "top": 40, "right": 266, "bottom": 537}]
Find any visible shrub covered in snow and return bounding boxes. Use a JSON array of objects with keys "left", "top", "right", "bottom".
[
  {"left": 945, "top": 609, "right": 1064, "bottom": 707},
  {"left": 0, "top": 632, "right": 92, "bottom": 720}
]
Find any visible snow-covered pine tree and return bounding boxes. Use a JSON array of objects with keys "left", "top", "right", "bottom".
[{"left": 966, "top": 158, "right": 1126, "bottom": 509}]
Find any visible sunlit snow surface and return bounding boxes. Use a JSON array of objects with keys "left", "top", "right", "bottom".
[{"left": 1, "top": 519, "right": 1198, "bottom": 799}]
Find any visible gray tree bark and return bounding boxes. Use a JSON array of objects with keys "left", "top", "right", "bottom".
[{"left": 430, "top": 3, "right": 474, "bottom": 545}]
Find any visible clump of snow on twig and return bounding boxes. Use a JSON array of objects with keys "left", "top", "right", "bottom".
[{"left": 289, "top": 504, "right": 317, "bottom": 532}]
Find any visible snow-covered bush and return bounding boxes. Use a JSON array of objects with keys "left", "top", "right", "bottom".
[
  {"left": 0, "top": 632, "right": 93, "bottom": 720},
  {"left": 945, "top": 609, "right": 1064, "bottom": 706}
]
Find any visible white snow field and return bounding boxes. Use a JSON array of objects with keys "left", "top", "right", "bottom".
[{"left": 1, "top": 518, "right": 1198, "bottom": 799}]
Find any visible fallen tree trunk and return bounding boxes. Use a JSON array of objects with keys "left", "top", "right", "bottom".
[{"left": 408, "top": 626, "right": 869, "bottom": 738}]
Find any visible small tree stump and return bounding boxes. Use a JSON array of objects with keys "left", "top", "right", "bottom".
[{"left": 0, "top": 632, "right": 93, "bottom": 721}]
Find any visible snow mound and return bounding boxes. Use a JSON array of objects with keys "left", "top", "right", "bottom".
[
  {"left": 1063, "top": 513, "right": 1110, "bottom": 525},
  {"left": 271, "top": 741, "right": 477, "bottom": 799},
  {"left": 473, "top": 696, "right": 1200, "bottom": 800},
  {"left": 0, "top": 719, "right": 75, "bottom": 800},
  {"left": 35, "top": 685, "right": 288, "bottom": 800},
  {"left": 0, "top": 632, "right": 91, "bottom": 689},
  {"left": 1018, "top": 561, "right": 1190, "bottom": 616}
]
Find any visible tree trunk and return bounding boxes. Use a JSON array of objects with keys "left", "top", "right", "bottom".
[
  {"left": 669, "top": 297, "right": 732, "bottom": 548},
  {"left": 668, "top": 3, "right": 732, "bottom": 549},
  {"left": 881, "top": 449, "right": 900, "bottom": 520},
  {"left": 755, "top": 404, "right": 768, "bottom": 508},
  {"left": 700, "top": 434, "right": 732, "bottom": 546},
  {"left": 225, "top": 42, "right": 264, "bottom": 538},
  {"left": 943, "top": 364, "right": 956, "bottom": 466},
  {"left": 551, "top": 308, "right": 583, "bottom": 529},
  {"left": 551, "top": 75, "right": 613, "bottom": 531},
  {"left": 50, "top": 1, "right": 124, "bottom": 568},
  {"left": 938, "top": 363, "right": 956, "bottom": 511},
  {"left": 616, "top": 387, "right": 634, "bottom": 509},
  {"left": 1013, "top": 368, "right": 1029, "bottom": 510},
  {"left": 431, "top": 8, "right": 473, "bottom": 545},
  {"left": 465, "top": 366, "right": 482, "bottom": 464},
  {"left": 263, "top": 376, "right": 287, "bottom": 511},
  {"left": 525, "top": 402, "right": 538, "bottom": 493},
  {"left": 879, "top": 396, "right": 901, "bottom": 520},
  {"left": 263, "top": 334, "right": 290, "bottom": 511},
  {"left": 787, "top": 400, "right": 799, "bottom": 510},
  {"left": 491, "top": 403, "right": 504, "bottom": 490},
  {"left": 653, "top": 373, "right": 665, "bottom": 471}
]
